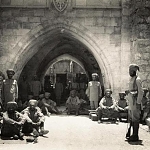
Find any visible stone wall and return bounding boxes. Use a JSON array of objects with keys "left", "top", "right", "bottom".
[
  {"left": 0, "top": 0, "right": 133, "bottom": 98},
  {"left": 130, "top": 0, "right": 150, "bottom": 88}
]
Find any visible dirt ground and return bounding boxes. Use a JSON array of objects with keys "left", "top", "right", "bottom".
[{"left": 0, "top": 110, "right": 150, "bottom": 150}]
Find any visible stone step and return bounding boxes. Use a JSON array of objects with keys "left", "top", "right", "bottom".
[
  {"left": 88, "top": 110, "right": 96, "bottom": 113},
  {"left": 89, "top": 112, "right": 96, "bottom": 119},
  {"left": 91, "top": 113, "right": 98, "bottom": 121}
]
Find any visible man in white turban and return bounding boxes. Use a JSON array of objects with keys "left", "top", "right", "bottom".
[
  {"left": 86, "top": 73, "right": 102, "bottom": 110},
  {"left": 22, "top": 99, "right": 49, "bottom": 138}
]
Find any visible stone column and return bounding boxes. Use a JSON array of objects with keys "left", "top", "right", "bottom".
[{"left": 120, "top": 0, "right": 132, "bottom": 91}]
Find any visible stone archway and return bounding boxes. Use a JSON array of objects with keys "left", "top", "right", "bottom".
[
  {"left": 41, "top": 54, "right": 87, "bottom": 79},
  {"left": 7, "top": 18, "right": 114, "bottom": 90}
]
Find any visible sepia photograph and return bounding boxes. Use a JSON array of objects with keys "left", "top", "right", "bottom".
[{"left": 0, "top": 0, "right": 150, "bottom": 149}]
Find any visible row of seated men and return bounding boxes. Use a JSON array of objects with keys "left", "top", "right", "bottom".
[
  {"left": 16, "top": 91, "right": 87, "bottom": 117},
  {"left": 0, "top": 100, "right": 49, "bottom": 142},
  {"left": 90, "top": 88, "right": 150, "bottom": 124},
  {"left": 0, "top": 90, "right": 87, "bottom": 141},
  {"left": 18, "top": 87, "right": 149, "bottom": 123}
]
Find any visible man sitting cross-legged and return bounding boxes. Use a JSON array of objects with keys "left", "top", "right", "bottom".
[
  {"left": 66, "top": 90, "right": 81, "bottom": 116},
  {"left": 1, "top": 102, "right": 25, "bottom": 140},
  {"left": 96, "top": 89, "right": 118, "bottom": 124},
  {"left": 116, "top": 92, "right": 128, "bottom": 122},
  {"left": 21, "top": 99, "right": 49, "bottom": 141},
  {"left": 40, "top": 92, "right": 61, "bottom": 116}
]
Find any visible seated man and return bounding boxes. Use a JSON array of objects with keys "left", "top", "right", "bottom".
[
  {"left": 1, "top": 102, "right": 25, "bottom": 140},
  {"left": 116, "top": 92, "right": 128, "bottom": 121},
  {"left": 22, "top": 99, "right": 49, "bottom": 138},
  {"left": 66, "top": 90, "right": 81, "bottom": 116},
  {"left": 22, "top": 94, "right": 33, "bottom": 110},
  {"left": 141, "top": 88, "right": 149, "bottom": 124},
  {"left": 40, "top": 92, "right": 61, "bottom": 116},
  {"left": 96, "top": 89, "right": 118, "bottom": 123},
  {"left": 144, "top": 97, "right": 150, "bottom": 131},
  {"left": 37, "top": 92, "right": 45, "bottom": 108}
]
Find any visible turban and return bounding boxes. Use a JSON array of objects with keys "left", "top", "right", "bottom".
[
  {"left": 143, "top": 88, "right": 148, "bottom": 93},
  {"left": 6, "top": 69, "right": 15, "bottom": 75},
  {"left": 7, "top": 102, "right": 18, "bottom": 110},
  {"left": 92, "top": 73, "right": 98, "bottom": 77},
  {"left": 70, "top": 90, "right": 77, "bottom": 95},
  {"left": 129, "top": 64, "right": 139, "bottom": 71},
  {"left": 44, "top": 92, "right": 51, "bottom": 97},
  {"left": 29, "top": 99, "right": 38, "bottom": 106},
  {"left": 119, "top": 92, "right": 126, "bottom": 97},
  {"left": 0, "top": 76, "right": 3, "bottom": 80},
  {"left": 105, "top": 89, "right": 112, "bottom": 94},
  {"left": 39, "top": 93, "right": 44, "bottom": 99}
]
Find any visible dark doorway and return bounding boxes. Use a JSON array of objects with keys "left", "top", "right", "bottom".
[
  {"left": 56, "top": 73, "right": 67, "bottom": 87},
  {"left": 56, "top": 73, "right": 67, "bottom": 104}
]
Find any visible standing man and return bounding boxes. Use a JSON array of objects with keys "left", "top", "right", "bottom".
[
  {"left": 30, "top": 75, "right": 42, "bottom": 100},
  {"left": 0, "top": 75, "right": 4, "bottom": 109},
  {"left": 125, "top": 64, "right": 143, "bottom": 142},
  {"left": 86, "top": 73, "right": 102, "bottom": 110},
  {"left": 2, "top": 69, "right": 18, "bottom": 109},
  {"left": 55, "top": 77, "right": 63, "bottom": 106},
  {"left": 19, "top": 75, "right": 30, "bottom": 105}
]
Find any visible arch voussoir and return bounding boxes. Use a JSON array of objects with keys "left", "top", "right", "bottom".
[{"left": 7, "top": 19, "right": 113, "bottom": 90}]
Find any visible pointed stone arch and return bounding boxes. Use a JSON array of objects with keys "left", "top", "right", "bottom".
[{"left": 7, "top": 18, "right": 114, "bottom": 90}]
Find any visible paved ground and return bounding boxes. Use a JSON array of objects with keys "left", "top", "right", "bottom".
[{"left": 0, "top": 112, "right": 150, "bottom": 150}]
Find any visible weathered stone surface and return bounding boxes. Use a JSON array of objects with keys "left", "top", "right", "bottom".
[
  {"left": 111, "top": 10, "right": 121, "bottom": 17},
  {"left": 21, "top": 9, "right": 34, "bottom": 17},
  {"left": 29, "top": 17, "right": 41, "bottom": 23},
  {"left": 0, "top": 0, "right": 138, "bottom": 97},
  {"left": 34, "top": 9, "right": 44, "bottom": 17},
  {"left": 104, "top": 10, "right": 111, "bottom": 17},
  {"left": 85, "top": 17, "right": 95, "bottom": 26},
  {"left": 105, "top": 27, "right": 114, "bottom": 34}
]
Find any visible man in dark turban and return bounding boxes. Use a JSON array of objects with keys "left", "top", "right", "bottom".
[
  {"left": 125, "top": 64, "right": 143, "bottom": 142},
  {"left": 1, "top": 102, "right": 25, "bottom": 140}
]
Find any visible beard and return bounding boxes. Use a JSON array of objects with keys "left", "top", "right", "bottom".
[{"left": 130, "top": 71, "right": 136, "bottom": 77}]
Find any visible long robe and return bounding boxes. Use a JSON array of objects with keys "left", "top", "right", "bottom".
[
  {"left": 86, "top": 81, "right": 102, "bottom": 102},
  {"left": 30, "top": 81, "right": 41, "bottom": 97},
  {"left": 3, "top": 79, "right": 18, "bottom": 106},
  {"left": 19, "top": 80, "right": 30, "bottom": 103}
]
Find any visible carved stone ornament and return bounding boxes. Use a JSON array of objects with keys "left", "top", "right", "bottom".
[{"left": 53, "top": 0, "right": 68, "bottom": 12}]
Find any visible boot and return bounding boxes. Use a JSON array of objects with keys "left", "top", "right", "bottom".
[
  {"left": 97, "top": 108, "right": 102, "bottom": 123},
  {"left": 32, "top": 128, "right": 39, "bottom": 137},
  {"left": 19, "top": 131, "right": 24, "bottom": 140},
  {"left": 39, "top": 127, "right": 49, "bottom": 136},
  {"left": 126, "top": 121, "right": 132, "bottom": 139},
  {"left": 128, "top": 122, "right": 139, "bottom": 142}
]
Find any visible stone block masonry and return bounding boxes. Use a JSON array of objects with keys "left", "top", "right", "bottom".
[{"left": 0, "top": 0, "right": 135, "bottom": 99}]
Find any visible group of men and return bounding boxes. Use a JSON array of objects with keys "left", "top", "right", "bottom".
[
  {"left": 86, "top": 64, "right": 149, "bottom": 142},
  {"left": 0, "top": 63, "right": 149, "bottom": 143},
  {"left": 0, "top": 70, "right": 49, "bottom": 142}
]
